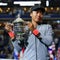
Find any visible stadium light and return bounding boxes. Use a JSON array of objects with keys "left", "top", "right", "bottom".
[
  {"left": 14, "top": 1, "right": 41, "bottom": 6},
  {"left": 0, "top": 2, "right": 7, "bottom": 6},
  {"left": 46, "top": 0, "right": 49, "bottom": 6}
]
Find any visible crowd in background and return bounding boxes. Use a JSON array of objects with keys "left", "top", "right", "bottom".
[
  {"left": 0, "top": 5, "right": 60, "bottom": 60},
  {"left": 0, "top": 21, "right": 60, "bottom": 60}
]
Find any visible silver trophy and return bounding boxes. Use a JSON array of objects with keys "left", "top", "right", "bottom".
[{"left": 13, "top": 17, "right": 29, "bottom": 48}]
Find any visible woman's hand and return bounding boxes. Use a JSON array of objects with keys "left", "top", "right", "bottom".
[{"left": 27, "top": 22, "right": 35, "bottom": 32}]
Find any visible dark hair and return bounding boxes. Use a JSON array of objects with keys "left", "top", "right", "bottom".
[{"left": 30, "top": 5, "right": 45, "bottom": 14}]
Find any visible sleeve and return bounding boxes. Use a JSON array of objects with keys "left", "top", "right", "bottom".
[
  {"left": 40, "top": 25, "right": 53, "bottom": 46},
  {"left": 33, "top": 25, "right": 53, "bottom": 46}
]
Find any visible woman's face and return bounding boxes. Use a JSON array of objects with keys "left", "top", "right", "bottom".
[{"left": 30, "top": 10, "right": 43, "bottom": 23}]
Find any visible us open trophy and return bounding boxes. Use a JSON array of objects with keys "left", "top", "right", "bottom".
[
  {"left": 13, "top": 17, "right": 29, "bottom": 60},
  {"left": 13, "top": 17, "right": 29, "bottom": 49}
]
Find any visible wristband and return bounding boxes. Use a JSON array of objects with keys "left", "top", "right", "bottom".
[
  {"left": 8, "top": 31, "right": 15, "bottom": 38},
  {"left": 33, "top": 29, "right": 40, "bottom": 36}
]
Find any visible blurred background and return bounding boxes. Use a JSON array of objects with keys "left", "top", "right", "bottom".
[
  {"left": 0, "top": 0, "right": 60, "bottom": 37},
  {"left": 0, "top": 0, "right": 60, "bottom": 60}
]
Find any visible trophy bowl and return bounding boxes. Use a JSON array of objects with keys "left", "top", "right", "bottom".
[{"left": 13, "top": 18, "right": 29, "bottom": 48}]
